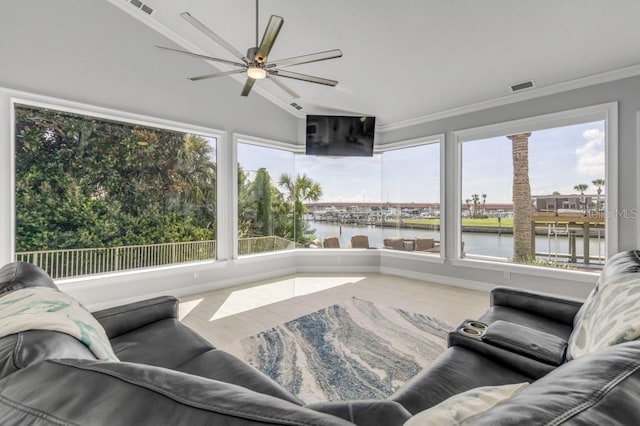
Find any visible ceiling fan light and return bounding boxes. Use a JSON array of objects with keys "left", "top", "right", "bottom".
[{"left": 247, "top": 67, "right": 267, "bottom": 80}]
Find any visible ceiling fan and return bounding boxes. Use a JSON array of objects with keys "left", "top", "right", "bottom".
[{"left": 156, "top": 0, "right": 342, "bottom": 99}]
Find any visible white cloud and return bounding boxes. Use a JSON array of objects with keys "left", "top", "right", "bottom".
[{"left": 575, "top": 128, "right": 605, "bottom": 177}]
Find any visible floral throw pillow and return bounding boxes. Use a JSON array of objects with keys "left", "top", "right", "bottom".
[
  {"left": 568, "top": 274, "right": 640, "bottom": 359},
  {"left": 0, "top": 287, "right": 118, "bottom": 361}
]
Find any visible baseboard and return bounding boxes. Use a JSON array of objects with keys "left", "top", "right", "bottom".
[
  {"left": 296, "top": 265, "right": 380, "bottom": 274},
  {"left": 379, "top": 266, "right": 495, "bottom": 293}
]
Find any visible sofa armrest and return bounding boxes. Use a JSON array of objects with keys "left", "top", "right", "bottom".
[
  {"left": 482, "top": 320, "right": 567, "bottom": 366},
  {"left": 92, "top": 296, "right": 178, "bottom": 339},
  {"left": 448, "top": 330, "right": 554, "bottom": 380},
  {"left": 490, "top": 286, "right": 583, "bottom": 326}
]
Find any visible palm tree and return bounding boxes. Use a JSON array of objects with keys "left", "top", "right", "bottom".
[
  {"left": 574, "top": 183, "right": 589, "bottom": 213},
  {"left": 278, "top": 173, "right": 323, "bottom": 243},
  {"left": 471, "top": 194, "right": 480, "bottom": 218},
  {"left": 508, "top": 133, "right": 533, "bottom": 263},
  {"left": 482, "top": 193, "right": 487, "bottom": 217},
  {"left": 464, "top": 199, "right": 471, "bottom": 217},
  {"left": 592, "top": 178, "right": 605, "bottom": 212}
]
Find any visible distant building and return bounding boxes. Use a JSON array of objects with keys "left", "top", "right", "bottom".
[{"left": 533, "top": 194, "right": 603, "bottom": 212}]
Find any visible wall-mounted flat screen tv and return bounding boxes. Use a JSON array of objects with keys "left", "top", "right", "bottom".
[{"left": 306, "top": 115, "right": 375, "bottom": 156}]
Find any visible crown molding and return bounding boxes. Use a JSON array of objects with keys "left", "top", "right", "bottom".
[{"left": 377, "top": 63, "right": 640, "bottom": 133}]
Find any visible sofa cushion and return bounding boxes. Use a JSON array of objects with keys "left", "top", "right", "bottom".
[
  {"left": 174, "top": 349, "right": 304, "bottom": 405},
  {"left": 0, "top": 287, "right": 117, "bottom": 361},
  {"left": 110, "top": 317, "right": 214, "bottom": 368},
  {"left": 568, "top": 274, "right": 640, "bottom": 359},
  {"left": 462, "top": 340, "right": 640, "bottom": 425},
  {"left": 403, "top": 382, "right": 528, "bottom": 426},
  {"left": 390, "top": 346, "right": 530, "bottom": 415},
  {"left": 0, "top": 359, "right": 353, "bottom": 426},
  {"left": 0, "top": 262, "right": 57, "bottom": 296}
]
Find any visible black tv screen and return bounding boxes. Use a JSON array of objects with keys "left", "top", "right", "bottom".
[{"left": 306, "top": 115, "right": 375, "bottom": 157}]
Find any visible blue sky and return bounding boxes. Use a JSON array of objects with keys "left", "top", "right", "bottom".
[{"left": 237, "top": 120, "right": 605, "bottom": 204}]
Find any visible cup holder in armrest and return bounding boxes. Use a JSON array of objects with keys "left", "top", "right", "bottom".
[{"left": 455, "top": 320, "right": 488, "bottom": 339}]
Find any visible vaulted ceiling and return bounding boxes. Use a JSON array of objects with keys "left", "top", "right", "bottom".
[
  {"left": 111, "top": 0, "right": 640, "bottom": 127},
  {"left": 2, "top": 1, "right": 640, "bottom": 136}
]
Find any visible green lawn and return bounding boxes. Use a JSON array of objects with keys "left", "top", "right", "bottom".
[{"left": 403, "top": 217, "right": 513, "bottom": 227}]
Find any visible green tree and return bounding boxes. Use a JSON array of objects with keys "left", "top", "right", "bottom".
[
  {"left": 574, "top": 183, "right": 589, "bottom": 213},
  {"left": 592, "top": 178, "right": 605, "bottom": 212},
  {"left": 482, "top": 193, "right": 487, "bottom": 217},
  {"left": 278, "top": 173, "right": 322, "bottom": 243},
  {"left": 15, "top": 105, "right": 217, "bottom": 253},
  {"left": 471, "top": 194, "right": 480, "bottom": 218},
  {"left": 251, "top": 168, "right": 274, "bottom": 236}
]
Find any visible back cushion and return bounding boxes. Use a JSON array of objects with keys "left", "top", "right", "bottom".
[
  {"left": 0, "top": 262, "right": 58, "bottom": 295},
  {"left": 459, "top": 341, "right": 640, "bottom": 425}
]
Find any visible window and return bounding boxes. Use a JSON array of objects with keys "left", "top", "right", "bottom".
[
  {"left": 236, "top": 141, "right": 297, "bottom": 255},
  {"left": 294, "top": 154, "right": 382, "bottom": 249},
  {"left": 292, "top": 137, "right": 442, "bottom": 251},
  {"left": 14, "top": 104, "right": 217, "bottom": 278},
  {"left": 381, "top": 142, "right": 441, "bottom": 255},
  {"left": 457, "top": 104, "right": 616, "bottom": 272}
]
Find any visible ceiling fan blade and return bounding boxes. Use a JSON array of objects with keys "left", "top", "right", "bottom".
[
  {"left": 269, "top": 69, "right": 338, "bottom": 87},
  {"left": 254, "top": 15, "right": 283, "bottom": 64},
  {"left": 267, "top": 74, "right": 300, "bottom": 99},
  {"left": 156, "top": 46, "right": 246, "bottom": 68},
  {"left": 190, "top": 69, "right": 247, "bottom": 82},
  {"left": 180, "top": 12, "right": 248, "bottom": 63},
  {"left": 241, "top": 77, "right": 257, "bottom": 97},
  {"left": 267, "top": 49, "right": 343, "bottom": 69}
]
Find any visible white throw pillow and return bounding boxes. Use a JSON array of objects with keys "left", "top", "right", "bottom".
[{"left": 404, "top": 382, "right": 529, "bottom": 426}]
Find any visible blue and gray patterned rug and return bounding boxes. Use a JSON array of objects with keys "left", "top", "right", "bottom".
[{"left": 234, "top": 297, "right": 451, "bottom": 403}]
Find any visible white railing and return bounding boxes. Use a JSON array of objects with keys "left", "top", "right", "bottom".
[
  {"left": 238, "top": 236, "right": 303, "bottom": 256},
  {"left": 15, "top": 236, "right": 301, "bottom": 279}
]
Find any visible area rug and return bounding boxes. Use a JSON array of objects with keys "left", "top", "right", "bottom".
[{"left": 222, "top": 297, "right": 451, "bottom": 403}]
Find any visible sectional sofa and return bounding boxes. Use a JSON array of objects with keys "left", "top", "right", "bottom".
[{"left": 0, "top": 252, "right": 639, "bottom": 425}]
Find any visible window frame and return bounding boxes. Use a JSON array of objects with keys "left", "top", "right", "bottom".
[
  {"left": 233, "top": 133, "right": 303, "bottom": 259},
  {"left": 451, "top": 102, "right": 618, "bottom": 277},
  {"left": 375, "top": 134, "right": 445, "bottom": 261},
  {"left": 1, "top": 88, "right": 225, "bottom": 271}
]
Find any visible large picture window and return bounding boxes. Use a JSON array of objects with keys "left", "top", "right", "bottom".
[
  {"left": 380, "top": 142, "right": 441, "bottom": 255},
  {"left": 295, "top": 138, "right": 441, "bottom": 251},
  {"left": 236, "top": 141, "right": 297, "bottom": 255},
  {"left": 295, "top": 154, "right": 382, "bottom": 249},
  {"left": 458, "top": 109, "right": 613, "bottom": 272},
  {"left": 14, "top": 104, "right": 217, "bottom": 278}
]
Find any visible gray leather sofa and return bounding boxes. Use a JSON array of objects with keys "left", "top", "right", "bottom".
[{"left": 0, "top": 252, "right": 639, "bottom": 425}]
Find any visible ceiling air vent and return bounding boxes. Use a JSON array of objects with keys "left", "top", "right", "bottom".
[
  {"left": 129, "top": 0, "right": 154, "bottom": 15},
  {"left": 290, "top": 102, "right": 303, "bottom": 111},
  {"left": 509, "top": 80, "right": 535, "bottom": 93}
]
